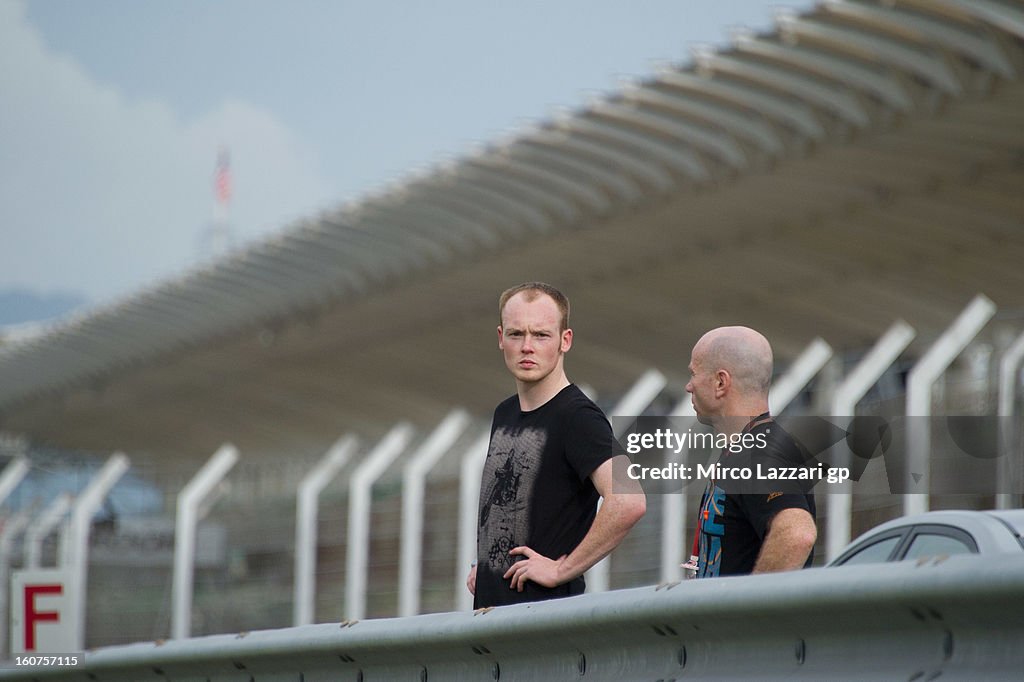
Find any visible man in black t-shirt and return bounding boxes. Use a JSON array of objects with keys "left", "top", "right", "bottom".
[
  {"left": 685, "top": 326, "right": 817, "bottom": 577},
  {"left": 467, "top": 282, "right": 646, "bottom": 608}
]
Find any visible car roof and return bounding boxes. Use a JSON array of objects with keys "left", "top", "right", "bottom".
[
  {"left": 868, "top": 509, "right": 1023, "bottom": 530},
  {"left": 983, "top": 509, "right": 1024, "bottom": 533},
  {"left": 840, "top": 509, "right": 1024, "bottom": 559}
]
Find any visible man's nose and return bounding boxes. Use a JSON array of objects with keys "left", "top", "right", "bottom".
[{"left": 521, "top": 334, "right": 534, "bottom": 352}]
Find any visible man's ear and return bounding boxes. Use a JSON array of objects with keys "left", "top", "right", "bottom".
[
  {"left": 715, "top": 368, "right": 731, "bottom": 398},
  {"left": 560, "top": 327, "right": 573, "bottom": 353},
  {"left": 497, "top": 325, "right": 504, "bottom": 349}
]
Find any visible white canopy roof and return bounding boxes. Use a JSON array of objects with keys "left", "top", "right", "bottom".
[{"left": 2, "top": 0, "right": 1022, "bottom": 462}]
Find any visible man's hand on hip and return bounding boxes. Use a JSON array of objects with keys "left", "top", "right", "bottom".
[{"left": 503, "top": 546, "right": 566, "bottom": 591}]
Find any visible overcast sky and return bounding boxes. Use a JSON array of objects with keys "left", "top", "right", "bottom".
[{"left": 0, "top": 0, "right": 815, "bottom": 314}]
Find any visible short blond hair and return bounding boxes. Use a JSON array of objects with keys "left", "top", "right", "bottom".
[{"left": 498, "top": 282, "right": 570, "bottom": 331}]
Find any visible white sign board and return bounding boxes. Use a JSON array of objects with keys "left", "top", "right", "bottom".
[{"left": 9, "top": 569, "right": 78, "bottom": 654}]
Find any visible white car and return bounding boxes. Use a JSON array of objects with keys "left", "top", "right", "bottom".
[{"left": 828, "top": 509, "right": 1024, "bottom": 566}]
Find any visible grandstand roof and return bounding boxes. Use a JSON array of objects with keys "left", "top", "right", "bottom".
[{"left": 2, "top": 0, "right": 1023, "bottom": 462}]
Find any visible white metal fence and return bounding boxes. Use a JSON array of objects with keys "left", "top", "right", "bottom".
[{"left": 0, "top": 295, "right": 1022, "bottom": 656}]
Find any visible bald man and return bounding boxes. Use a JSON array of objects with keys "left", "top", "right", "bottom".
[{"left": 685, "top": 326, "right": 817, "bottom": 577}]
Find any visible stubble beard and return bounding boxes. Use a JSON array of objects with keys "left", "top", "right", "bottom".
[{"left": 510, "top": 352, "right": 562, "bottom": 388}]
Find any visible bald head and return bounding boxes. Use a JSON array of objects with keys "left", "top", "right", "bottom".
[{"left": 693, "top": 326, "right": 773, "bottom": 396}]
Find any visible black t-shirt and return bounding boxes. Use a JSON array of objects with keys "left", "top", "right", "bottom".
[
  {"left": 696, "top": 417, "right": 816, "bottom": 578},
  {"left": 474, "top": 384, "right": 619, "bottom": 608}
]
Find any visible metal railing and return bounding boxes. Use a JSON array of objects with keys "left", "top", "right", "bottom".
[{"left": 3, "top": 554, "right": 1023, "bottom": 681}]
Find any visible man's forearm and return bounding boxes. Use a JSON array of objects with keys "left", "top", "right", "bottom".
[
  {"left": 556, "top": 493, "right": 646, "bottom": 583},
  {"left": 752, "top": 508, "right": 817, "bottom": 573}
]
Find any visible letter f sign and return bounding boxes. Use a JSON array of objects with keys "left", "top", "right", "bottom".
[{"left": 23, "top": 584, "right": 62, "bottom": 651}]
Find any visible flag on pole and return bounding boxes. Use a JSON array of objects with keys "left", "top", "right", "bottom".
[{"left": 215, "top": 148, "right": 232, "bottom": 205}]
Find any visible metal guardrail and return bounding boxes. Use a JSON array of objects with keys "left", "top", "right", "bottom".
[{"left": 4, "top": 554, "right": 1023, "bottom": 681}]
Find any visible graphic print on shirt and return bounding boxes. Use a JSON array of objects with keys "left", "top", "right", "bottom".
[
  {"left": 478, "top": 426, "right": 545, "bottom": 574},
  {"left": 698, "top": 484, "right": 726, "bottom": 578}
]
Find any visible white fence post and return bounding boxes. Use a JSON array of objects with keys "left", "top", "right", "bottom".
[
  {"left": 0, "top": 457, "right": 29, "bottom": 507},
  {"left": 26, "top": 492, "right": 73, "bottom": 569},
  {"left": 63, "top": 453, "right": 130, "bottom": 651},
  {"left": 997, "top": 329, "right": 1024, "bottom": 510},
  {"left": 456, "top": 431, "right": 491, "bottom": 611},
  {"left": 0, "top": 509, "right": 32, "bottom": 660},
  {"left": 905, "top": 295, "right": 995, "bottom": 516},
  {"left": 172, "top": 445, "right": 238, "bottom": 640},
  {"left": 661, "top": 396, "right": 695, "bottom": 584},
  {"left": 826, "top": 321, "right": 915, "bottom": 562},
  {"left": 345, "top": 424, "right": 414, "bottom": 622},
  {"left": 294, "top": 435, "right": 359, "bottom": 626},
  {"left": 769, "top": 338, "right": 833, "bottom": 414},
  {"left": 590, "top": 369, "right": 667, "bottom": 593},
  {"left": 399, "top": 410, "right": 471, "bottom": 617}
]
